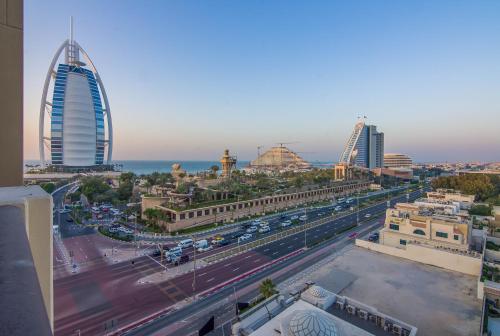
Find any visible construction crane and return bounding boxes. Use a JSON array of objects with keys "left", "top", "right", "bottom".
[{"left": 257, "top": 145, "right": 264, "bottom": 158}]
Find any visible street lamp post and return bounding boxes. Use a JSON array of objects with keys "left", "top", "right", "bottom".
[
  {"left": 304, "top": 207, "right": 308, "bottom": 249},
  {"left": 192, "top": 234, "right": 196, "bottom": 298}
]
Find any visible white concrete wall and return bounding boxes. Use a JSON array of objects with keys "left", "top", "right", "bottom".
[{"left": 355, "top": 239, "right": 482, "bottom": 276}]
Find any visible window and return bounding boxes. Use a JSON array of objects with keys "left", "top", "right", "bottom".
[
  {"left": 180, "top": 214, "right": 185, "bottom": 220},
  {"left": 400, "top": 239, "right": 407, "bottom": 245},
  {"left": 454, "top": 234, "right": 459, "bottom": 241},
  {"left": 389, "top": 224, "right": 399, "bottom": 231},
  {"left": 197, "top": 211, "right": 202, "bottom": 217},
  {"left": 436, "top": 231, "right": 448, "bottom": 238},
  {"left": 189, "top": 212, "right": 194, "bottom": 218},
  {"left": 413, "top": 229, "right": 425, "bottom": 236},
  {"left": 204, "top": 209, "right": 210, "bottom": 216}
]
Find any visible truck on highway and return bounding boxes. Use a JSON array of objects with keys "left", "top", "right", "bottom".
[{"left": 194, "top": 239, "right": 208, "bottom": 249}]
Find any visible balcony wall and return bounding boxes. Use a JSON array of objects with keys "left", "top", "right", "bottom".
[{"left": 0, "top": 186, "right": 53, "bottom": 334}]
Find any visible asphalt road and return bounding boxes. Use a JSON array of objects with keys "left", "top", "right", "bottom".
[{"left": 54, "top": 187, "right": 424, "bottom": 336}]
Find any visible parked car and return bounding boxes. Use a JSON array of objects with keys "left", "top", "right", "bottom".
[
  {"left": 299, "top": 215, "right": 307, "bottom": 221},
  {"left": 246, "top": 226, "right": 258, "bottom": 233},
  {"left": 348, "top": 232, "right": 358, "bottom": 239},
  {"left": 258, "top": 226, "right": 271, "bottom": 233},
  {"left": 364, "top": 213, "right": 371, "bottom": 218},
  {"left": 66, "top": 217, "right": 74, "bottom": 222},
  {"left": 334, "top": 206, "right": 342, "bottom": 212},
  {"left": 281, "top": 220, "right": 292, "bottom": 228},
  {"left": 280, "top": 213, "right": 287, "bottom": 219},
  {"left": 290, "top": 215, "right": 299, "bottom": 221}
]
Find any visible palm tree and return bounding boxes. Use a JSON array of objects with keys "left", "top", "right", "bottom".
[{"left": 259, "top": 278, "right": 276, "bottom": 320}]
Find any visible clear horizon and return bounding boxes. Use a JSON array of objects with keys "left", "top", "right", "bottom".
[{"left": 24, "top": 0, "right": 500, "bottom": 163}]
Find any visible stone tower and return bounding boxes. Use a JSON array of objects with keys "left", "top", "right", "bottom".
[{"left": 220, "top": 149, "right": 237, "bottom": 177}]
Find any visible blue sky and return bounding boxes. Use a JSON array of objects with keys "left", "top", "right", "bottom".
[{"left": 24, "top": 0, "right": 500, "bottom": 162}]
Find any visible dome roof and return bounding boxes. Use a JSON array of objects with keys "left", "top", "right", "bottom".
[
  {"left": 288, "top": 310, "right": 339, "bottom": 336},
  {"left": 308, "top": 286, "right": 328, "bottom": 298}
]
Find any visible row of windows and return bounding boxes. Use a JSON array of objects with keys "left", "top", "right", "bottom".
[{"left": 173, "top": 183, "right": 367, "bottom": 221}]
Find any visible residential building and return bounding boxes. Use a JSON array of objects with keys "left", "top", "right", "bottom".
[
  {"left": 39, "top": 19, "right": 112, "bottom": 168},
  {"left": 339, "top": 119, "right": 384, "bottom": 169},
  {"left": 381, "top": 203, "right": 472, "bottom": 250},
  {"left": 426, "top": 189, "right": 475, "bottom": 209},
  {"left": 384, "top": 153, "right": 413, "bottom": 168}
]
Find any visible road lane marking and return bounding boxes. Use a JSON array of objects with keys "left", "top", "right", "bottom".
[
  {"left": 254, "top": 259, "right": 260, "bottom": 263},
  {"left": 273, "top": 252, "right": 279, "bottom": 255},
  {"left": 245, "top": 255, "right": 252, "bottom": 259},
  {"left": 207, "top": 277, "right": 215, "bottom": 283},
  {"left": 264, "top": 249, "right": 269, "bottom": 252},
  {"left": 233, "top": 267, "right": 240, "bottom": 272},
  {"left": 224, "top": 263, "right": 231, "bottom": 267}
]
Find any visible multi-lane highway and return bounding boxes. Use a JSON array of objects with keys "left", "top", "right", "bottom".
[{"left": 54, "top": 186, "right": 424, "bottom": 336}]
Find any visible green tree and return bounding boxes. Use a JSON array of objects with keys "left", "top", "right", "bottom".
[
  {"left": 259, "top": 278, "right": 276, "bottom": 298},
  {"left": 80, "top": 176, "right": 111, "bottom": 203},
  {"left": 40, "top": 182, "right": 56, "bottom": 194},
  {"left": 259, "top": 278, "right": 277, "bottom": 320}
]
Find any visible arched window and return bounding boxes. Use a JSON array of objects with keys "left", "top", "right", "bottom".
[{"left": 413, "top": 229, "right": 425, "bottom": 236}]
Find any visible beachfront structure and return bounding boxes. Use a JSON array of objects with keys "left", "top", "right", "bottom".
[
  {"left": 339, "top": 119, "right": 384, "bottom": 169},
  {"left": 250, "top": 146, "right": 311, "bottom": 171},
  {"left": 39, "top": 19, "right": 112, "bottom": 167},
  {"left": 384, "top": 153, "right": 412, "bottom": 168},
  {"left": 142, "top": 180, "right": 370, "bottom": 232}
]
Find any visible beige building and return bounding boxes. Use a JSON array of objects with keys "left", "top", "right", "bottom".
[
  {"left": 384, "top": 153, "right": 413, "bottom": 168},
  {"left": 142, "top": 180, "right": 370, "bottom": 232},
  {"left": 426, "top": 189, "right": 475, "bottom": 209},
  {"left": 381, "top": 203, "right": 472, "bottom": 250}
]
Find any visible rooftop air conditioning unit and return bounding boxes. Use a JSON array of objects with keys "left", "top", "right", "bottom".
[
  {"left": 392, "top": 324, "right": 402, "bottom": 335},
  {"left": 358, "top": 309, "right": 368, "bottom": 320},
  {"left": 347, "top": 305, "right": 356, "bottom": 315}
]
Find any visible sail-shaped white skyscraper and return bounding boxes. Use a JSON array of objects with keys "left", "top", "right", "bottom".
[
  {"left": 339, "top": 118, "right": 384, "bottom": 169},
  {"left": 39, "top": 18, "right": 112, "bottom": 168}
]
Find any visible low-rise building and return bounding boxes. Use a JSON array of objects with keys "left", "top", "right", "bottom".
[
  {"left": 235, "top": 285, "right": 417, "bottom": 336},
  {"left": 381, "top": 203, "right": 472, "bottom": 250},
  {"left": 142, "top": 180, "right": 371, "bottom": 232},
  {"left": 426, "top": 189, "right": 475, "bottom": 209},
  {"left": 384, "top": 153, "right": 412, "bottom": 168}
]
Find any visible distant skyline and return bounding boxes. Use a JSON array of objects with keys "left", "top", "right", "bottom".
[{"left": 24, "top": 0, "right": 500, "bottom": 163}]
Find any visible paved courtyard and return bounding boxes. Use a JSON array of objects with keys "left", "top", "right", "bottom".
[{"left": 280, "top": 246, "right": 481, "bottom": 336}]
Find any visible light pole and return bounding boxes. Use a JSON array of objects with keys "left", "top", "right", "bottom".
[
  {"left": 356, "top": 190, "right": 360, "bottom": 226},
  {"left": 192, "top": 234, "right": 196, "bottom": 298},
  {"left": 304, "top": 207, "right": 308, "bottom": 249}
]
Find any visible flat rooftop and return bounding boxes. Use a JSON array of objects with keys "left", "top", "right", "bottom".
[{"left": 285, "top": 246, "right": 481, "bottom": 336}]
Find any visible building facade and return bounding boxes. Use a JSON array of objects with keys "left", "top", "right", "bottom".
[
  {"left": 142, "top": 180, "right": 371, "bottom": 232},
  {"left": 39, "top": 22, "right": 112, "bottom": 167},
  {"left": 384, "top": 153, "right": 412, "bottom": 168},
  {"left": 339, "top": 119, "right": 384, "bottom": 169},
  {"left": 380, "top": 203, "right": 472, "bottom": 250}
]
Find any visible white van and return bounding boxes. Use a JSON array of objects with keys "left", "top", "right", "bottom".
[
  {"left": 194, "top": 239, "right": 208, "bottom": 249},
  {"left": 178, "top": 238, "right": 194, "bottom": 248},
  {"left": 167, "top": 246, "right": 182, "bottom": 256}
]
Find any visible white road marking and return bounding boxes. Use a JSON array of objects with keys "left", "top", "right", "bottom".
[
  {"left": 224, "top": 263, "right": 231, "bottom": 267},
  {"left": 207, "top": 277, "right": 215, "bottom": 283},
  {"left": 264, "top": 249, "right": 270, "bottom": 252},
  {"left": 245, "top": 255, "right": 252, "bottom": 259},
  {"left": 273, "top": 252, "right": 279, "bottom": 255},
  {"left": 254, "top": 259, "right": 260, "bottom": 263},
  {"left": 232, "top": 267, "right": 240, "bottom": 272}
]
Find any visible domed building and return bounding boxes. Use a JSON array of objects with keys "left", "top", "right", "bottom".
[{"left": 284, "top": 310, "right": 339, "bottom": 336}]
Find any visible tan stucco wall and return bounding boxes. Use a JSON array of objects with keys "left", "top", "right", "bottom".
[
  {"left": 0, "top": 0, "right": 23, "bottom": 187},
  {"left": 146, "top": 181, "right": 371, "bottom": 232},
  {"left": 356, "top": 239, "right": 481, "bottom": 276},
  {"left": 0, "top": 186, "right": 54, "bottom": 331}
]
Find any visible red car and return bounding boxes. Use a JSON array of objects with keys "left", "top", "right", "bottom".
[{"left": 348, "top": 232, "right": 358, "bottom": 239}]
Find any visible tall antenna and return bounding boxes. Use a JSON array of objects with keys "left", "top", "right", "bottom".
[{"left": 70, "top": 16, "right": 74, "bottom": 44}]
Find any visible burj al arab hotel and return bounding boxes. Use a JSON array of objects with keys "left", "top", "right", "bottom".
[{"left": 39, "top": 19, "right": 112, "bottom": 168}]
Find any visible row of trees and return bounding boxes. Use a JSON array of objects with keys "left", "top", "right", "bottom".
[
  {"left": 79, "top": 174, "right": 136, "bottom": 205},
  {"left": 431, "top": 174, "right": 500, "bottom": 205}
]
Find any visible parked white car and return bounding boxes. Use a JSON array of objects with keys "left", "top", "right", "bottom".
[
  {"left": 299, "top": 215, "right": 307, "bottom": 221},
  {"left": 281, "top": 220, "right": 292, "bottom": 228},
  {"left": 290, "top": 215, "right": 299, "bottom": 220},
  {"left": 364, "top": 213, "right": 371, "bottom": 218}
]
